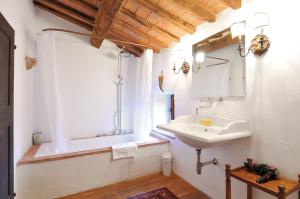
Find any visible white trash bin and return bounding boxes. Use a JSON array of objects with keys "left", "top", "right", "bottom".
[{"left": 162, "top": 153, "right": 172, "bottom": 176}]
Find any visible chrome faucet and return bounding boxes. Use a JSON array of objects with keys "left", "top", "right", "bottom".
[{"left": 195, "top": 97, "right": 223, "bottom": 115}]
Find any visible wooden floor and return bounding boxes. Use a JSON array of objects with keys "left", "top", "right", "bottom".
[{"left": 58, "top": 173, "right": 211, "bottom": 199}]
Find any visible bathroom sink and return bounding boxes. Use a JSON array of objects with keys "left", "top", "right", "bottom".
[{"left": 157, "top": 115, "right": 251, "bottom": 149}]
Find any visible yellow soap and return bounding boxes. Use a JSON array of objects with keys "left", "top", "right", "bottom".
[{"left": 200, "top": 119, "right": 212, "bottom": 126}]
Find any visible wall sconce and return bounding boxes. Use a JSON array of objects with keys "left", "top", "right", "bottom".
[
  {"left": 158, "top": 70, "right": 165, "bottom": 92},
  {"left": 231, "top": 12, "right": 270, "bottom": 57},
  {"left": 192, "top": 52, "right": 230, "bottom": 73},
  {"left": 25, "top": 56, "right": 37, "bottom": 70},
  {"left": 172, "top": 60, "right": 190, "bottom": 74},
  {"left": 172, "top": 52, "right": 229, "bottom": 75}
]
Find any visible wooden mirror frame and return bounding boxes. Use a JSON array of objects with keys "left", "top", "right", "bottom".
[{"left": 192, "top": 27, "right": 245, "bottom": 57}]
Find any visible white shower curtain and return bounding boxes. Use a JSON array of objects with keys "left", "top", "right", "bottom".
[
  {"left": 133, "top": 49, "right": 153, "bottom": 141},
  {"left": 37, "top": 32, "right": 70, "bottom": 153}
]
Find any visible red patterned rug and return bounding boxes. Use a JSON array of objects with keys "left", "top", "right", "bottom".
[{"left": 127, "top": 187, "right": 178, "bottom": 199}]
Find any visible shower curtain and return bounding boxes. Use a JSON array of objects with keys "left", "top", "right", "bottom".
[
  {"left": 133, "top": 49, "right": 153, "bottom": 141},
  {"left": 37, "top": 32, "right": 70, "bottom": 153}
]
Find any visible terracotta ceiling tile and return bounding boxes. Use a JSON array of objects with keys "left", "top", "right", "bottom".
[
  {"left": 136, "top": 6, "right": 152, "bottom": 19},
  {"left": 157, "top": 0, "right": 175, "bottom": 9},
  {"left": 124, "top": 0, "right": 139, "bottom": 12},
  {"left": 167, "top": 2, "right": 185, "bottom": 16},
  {"left": 147, "top": 29, "right": 159, "bottom": 37},
  {"left": 138, "top": 25, "right": 151, "bottom": 33},
  {"left": 147, "top": 12, "right": 160, "bottom": 24},
  {"left": 155, "top": 34, "right": 172, "bottom": 44}
]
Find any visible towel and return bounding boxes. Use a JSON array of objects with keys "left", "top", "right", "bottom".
[{"left": 111, "top": 142, "right": 138, "bottom": 160}]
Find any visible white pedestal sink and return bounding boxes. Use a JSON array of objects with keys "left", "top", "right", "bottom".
[{"left": 157, "top": 115, "right": 251, "bottom": 149}]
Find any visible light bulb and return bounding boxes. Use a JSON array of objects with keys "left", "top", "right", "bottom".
[
  {"left": 195, "top": 52, "right": 205, "bottom": 63},
  {"left": 231, "top": 21, "right": 245, "bottom": 39}
]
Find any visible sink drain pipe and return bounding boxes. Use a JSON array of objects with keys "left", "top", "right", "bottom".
[{"left": 196, "top": 149, "right": 218, "bottom": 174}]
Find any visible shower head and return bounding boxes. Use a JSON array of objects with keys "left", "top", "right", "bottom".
[
  {"left": 104, "top": 47, "right": 131, "bottom": 58},
  {"left": 105, "top": 52, "right": 118, "bottom": 59},
  {"left": 102, "top": 47, "right": 120, "bottom": 59}
]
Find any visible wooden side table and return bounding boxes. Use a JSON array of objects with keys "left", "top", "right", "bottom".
[{"left": 225, "top": 163, "right": 300, "bottom": 199}]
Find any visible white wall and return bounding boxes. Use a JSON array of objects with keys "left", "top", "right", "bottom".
[
  {"left": 34, "top": 10, "right": 139, "bottom": 140},
  {"left": 153, "top": 0, "right": 300, "bottom": 198},
  {"left": 0, "top": 0, "right": 36, "bottom": 171}
]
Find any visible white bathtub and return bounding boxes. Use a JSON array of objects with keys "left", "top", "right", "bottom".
[
  {"left": 35, "top": 134, "right": 158, "bottom": 157},
  {"left": 17, "top": 134, "right": 170, "bottom": 199}
]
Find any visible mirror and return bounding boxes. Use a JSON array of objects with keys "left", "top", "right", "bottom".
[{"left": 192, "top": 27, "right": 246, "bottom": 98}]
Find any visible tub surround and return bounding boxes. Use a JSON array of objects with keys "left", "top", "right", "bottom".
[
  {"left": 17, "top": 135, "right": 168, "bottom": 165},
  {"left": 16, "top": 136, "right": 170, "bottom": 199},
  {"left": 16, "top": 135, "right": 171, "bottom": 199}
]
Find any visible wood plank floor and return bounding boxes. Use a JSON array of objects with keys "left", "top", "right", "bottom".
[{"left": 58, "top": 173, "right": 211, "bottom": 199}]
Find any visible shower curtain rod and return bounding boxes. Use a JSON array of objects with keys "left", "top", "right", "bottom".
[{"left": 42, "top": 28, "right": 148, "bottom": 48}]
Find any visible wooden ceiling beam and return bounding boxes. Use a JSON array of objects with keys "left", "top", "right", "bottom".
[
  {"left": 135, "top": 0, "right": 196, "bottom": 34},
  {"left": 73, "top": 0, "right": 98, "bottom": 11},
  {"left": 50, "top": 0, "right": 95, "bottom": 22},
  {"left": 82, "top": 0, "right": 98, "bottom": 9},
  {"left": 219, "top": 0, "right": 241, "bottom": 9},
  {"left": 56, "top": 0, "right": 97, "bottom": 18},
  {"left": 110, "top": 27, "right": 160, "bottom": 53},
  {"left": 195, "top": 34, "right": 240, "bottom": 53},
  {"left": 90, "top": 0, "right": 125, "bottom": 48},
  {"left": 34, "top": 0, "right": 93, "bottom": 30},
  {"left": 115, "top": 18, "right": 168, "bottom": 49},
  {"left": 121, "top": 8, "right": 180, "bottom": 42},
  {"left": 173, "top": 0, "right": 216, "bottom": 23}
]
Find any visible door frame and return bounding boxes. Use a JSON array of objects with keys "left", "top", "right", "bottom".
[{"left": 0, "top": 12, "right": 15, "bottom": 198}]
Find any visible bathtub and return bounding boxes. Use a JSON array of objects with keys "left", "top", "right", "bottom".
[
  {"left": 17, "top": 134, "right": 170, "bottom": 199},
  {"left": 35, "top": 133, "right": 158, "bottom": 157}
]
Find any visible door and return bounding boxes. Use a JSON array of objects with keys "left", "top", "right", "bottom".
[{"left": 0, "top": 13, "right": 15, "bottom": 199}]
